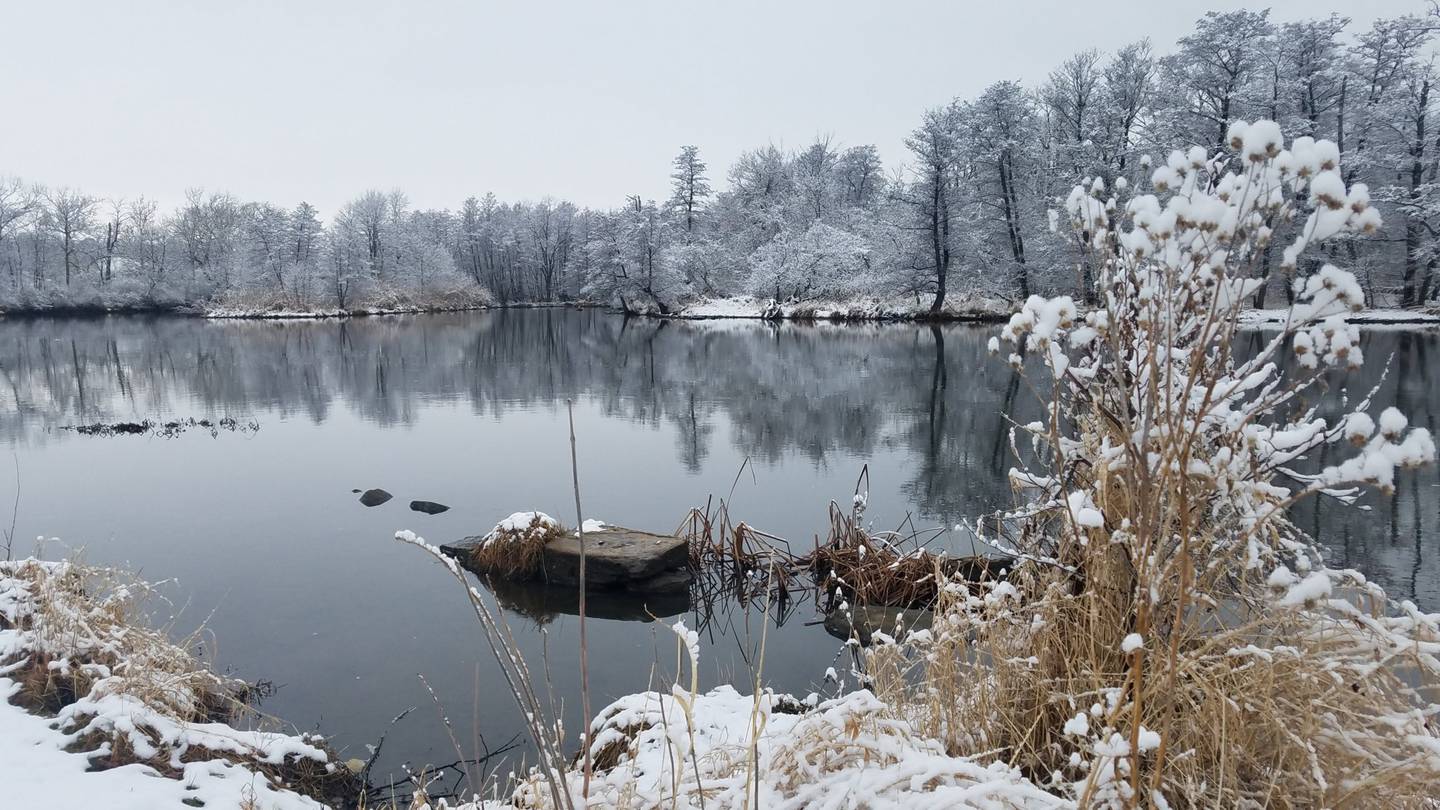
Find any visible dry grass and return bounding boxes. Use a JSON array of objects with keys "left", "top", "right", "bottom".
[
  {"left": 464, "top": 514, "right": 566, "bottom": 578},
  {"left": 3, "top": 558, "right": 247, "bottom": 722}
]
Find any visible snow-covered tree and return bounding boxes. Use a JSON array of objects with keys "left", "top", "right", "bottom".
[
  {"left": 747, "top": 222, "right": 871, "bottom": 302},
  {"left": 1160, "top": 10, "right": 1276, "bottom": 147},
  {"left": 669, "top": 145, "right": 710, "bottom": 237},
  {"left": 897, "top": 104, "right": 961, "bottom": 312}
]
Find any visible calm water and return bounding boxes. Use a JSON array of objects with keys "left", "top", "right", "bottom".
[{"left": 1, "top": 310, "right": 1436, "bottom": 788}]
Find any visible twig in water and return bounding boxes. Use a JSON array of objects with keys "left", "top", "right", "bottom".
[
  {"left": 3, "top": 453, "right": 17, "bottom": 562},
  {"left": 419, "top": 673, "right": 476, "bottom": 800},
  {"left": 359, "top": 705, "right": 415, "bottom": 796}
]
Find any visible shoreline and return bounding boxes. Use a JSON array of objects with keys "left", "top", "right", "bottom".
[{"left": 0, "top": 298, "right": 1436, "bottom": 328}]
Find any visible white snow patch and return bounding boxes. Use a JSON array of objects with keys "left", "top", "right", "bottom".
[
  {"left": 1278, "top": 571, "right": 1332, "bottom": 607},
  {"left": 1121, "top": 633, "right": 1144, "bottom": 654},
  {"left": 481, "top": 511, "right": 559, "bottom": 548}
]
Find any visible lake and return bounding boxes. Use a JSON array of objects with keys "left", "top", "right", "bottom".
[{"left": 1, "top": 309, "right": 1435, "bottom": 792}]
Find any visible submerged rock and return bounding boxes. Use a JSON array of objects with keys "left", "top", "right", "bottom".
[
  {"left": 409, "top": 500, "right": 450, "bottom": 515},
  {"left": 358, "top": 488, "right": 392, "bottom": 507},
  {"left": 824, "top": 604, "right": 933, "bottom": 646}
]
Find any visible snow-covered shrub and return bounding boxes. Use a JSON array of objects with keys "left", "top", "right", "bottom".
[
  {"left": 873, "top": 122, "right": 1440, "bottom": 807},
  {"left": 465, "top": 511, "right": 564, "bottom": 577}
]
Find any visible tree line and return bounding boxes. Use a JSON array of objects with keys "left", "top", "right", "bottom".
[{"left": 2, "top": 7, "right": 1438, "bottom": 313}]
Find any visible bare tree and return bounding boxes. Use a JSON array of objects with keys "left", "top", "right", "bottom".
[{"left": 43, "top": 187, "right": 97, "bottom": 286}]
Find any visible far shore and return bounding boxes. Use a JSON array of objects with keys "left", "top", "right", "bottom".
[{"left": 3, "top": 298, "right": 1437, "bottom": 328}]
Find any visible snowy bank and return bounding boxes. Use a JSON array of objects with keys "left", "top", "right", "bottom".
[
  {"left": 204, "top": 304, "right": 490, "bottom": 320},
  {"left": 203, "top": 285, "right": 493, "bottom": 320},
  {"left": 1239, "top": 307, "right": 1440, "bottom": 328},
  {"left": 659, "top": 295, "right": 1014, "bottom": 322},
  {"left": 0, "top": 558, "right": 355, "bottom": 809}
]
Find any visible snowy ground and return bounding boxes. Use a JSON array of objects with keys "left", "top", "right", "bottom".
[{"left": 0, "top": 689, "right": 324, "bottom": 810}]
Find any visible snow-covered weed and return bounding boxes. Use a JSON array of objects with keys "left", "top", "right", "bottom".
[{"left": 872, "top": 122, "right": 1440, "bottom": 807}]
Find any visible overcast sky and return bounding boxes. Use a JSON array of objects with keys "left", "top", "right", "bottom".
[{"left": 1, "top": 0, "right": 1429, "bottom": 217}]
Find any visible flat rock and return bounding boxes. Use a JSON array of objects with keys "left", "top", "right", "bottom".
[
  {"left": 359, "top": 488, "right": 393, "bottom": 507},
  {"left": 441, "top": 525, "right": 691, "bottom": 592},
  {"left": 409, "top": 500, "right": 450, "bottom": 515}
]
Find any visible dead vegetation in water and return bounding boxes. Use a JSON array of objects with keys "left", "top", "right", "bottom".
[
  {"left": 59, "top": 416, "right": 260, "bottom": 439},
  {"left": 680, "top": 468, "right": 1011, "bottom": 618}
]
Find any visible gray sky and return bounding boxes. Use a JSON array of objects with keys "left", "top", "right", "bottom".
[{"left": 1, "top": 0, "right": 1429, "bottom": 217}]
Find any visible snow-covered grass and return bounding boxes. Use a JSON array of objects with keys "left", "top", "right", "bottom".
[{"left": 0, "top": 557, "right": 356, "bottom": 809}]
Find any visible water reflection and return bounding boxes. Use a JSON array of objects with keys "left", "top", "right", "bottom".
[
  {"left": 1, "top": 311, "right": 1435, "bottom": 609},
  {"left": 0, "top": 311, "right": 1039, "bottom": 524},
  {"left": 483, "top": 574, "right": 690, "bottom": 624}
]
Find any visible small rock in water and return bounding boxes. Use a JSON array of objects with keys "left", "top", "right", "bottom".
[
  {"left": 351, "top": 488, "right": 361, "bottom": 493},
  {"left": 409, "top": 500, "right": 450, "bottom": 515},
  {"left": 359, "top": 488, "right": 392, "bottom": 507}
]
